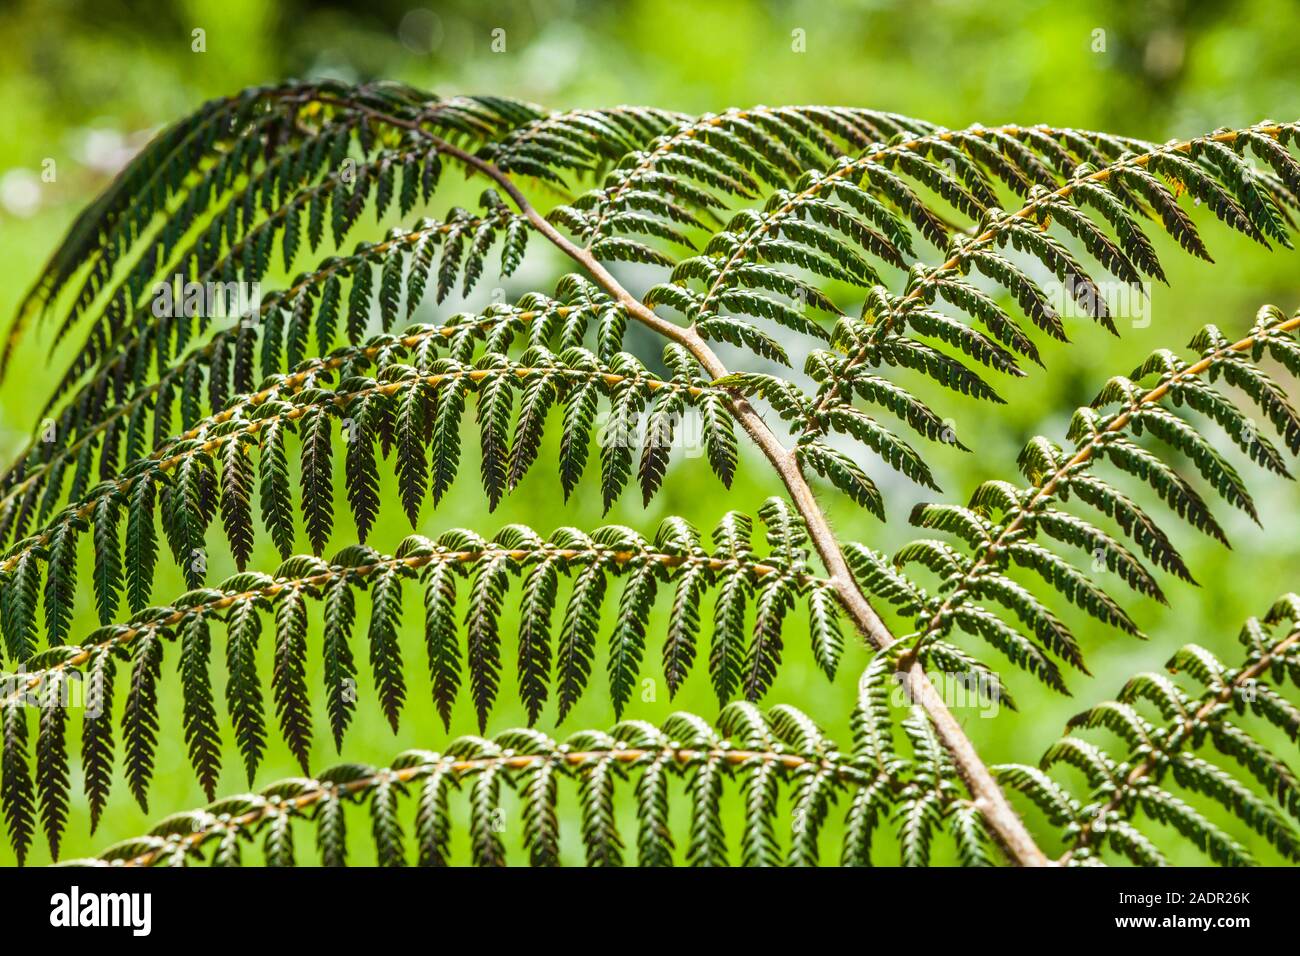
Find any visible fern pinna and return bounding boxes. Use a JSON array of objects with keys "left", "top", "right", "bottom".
[
  {"left": 998, "top": 593, "right": 1300, "bottom": 866},
  {"left": 2, "top": 80, "right": 1299, "bottom": 866}
]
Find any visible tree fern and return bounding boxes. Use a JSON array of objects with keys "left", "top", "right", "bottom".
[{"left": 3, "top": 84, "right": 1299, "bottom": 867}]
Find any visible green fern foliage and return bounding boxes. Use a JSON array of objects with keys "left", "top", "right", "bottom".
[
  {"left": 656, "top": 121, "right": 1300, "bottom": 512},
  {"left": 10, "top": 83, "right": 538, "bottom": 368},
  {"left": 0, "top": 339, "right": 744, "bottom": 651},
  {"left": 60, "top": 693, "right": 1005, "bottom": 868},
  {"left": 0, "top": 502, "right": 863, "bottom": 861},
  {"left": 10, "top": 98, "right": 1300, "bottom": 542},
  {"left": 998, "top": 593, "right": 1300, "bottom": 866},
  {"left": 4, "top": 82, "right": 1300, "bottom": 867},
  {"left": 858, "top": 306, "right": 1300, "bottom": 695}
]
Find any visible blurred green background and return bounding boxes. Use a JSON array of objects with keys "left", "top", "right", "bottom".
[{"left": 0, "top": 0, "right": 1297, "bottom": 866}]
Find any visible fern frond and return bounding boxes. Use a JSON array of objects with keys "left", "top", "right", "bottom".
[
  {"left": 0, "top": 503, "right": 863, "bottom": 857},
  {"left": 7, "top": 83, "right": 541, "bottom": 374},
  {"left": 876, "top": 305, "right": 1300, "bottom": 693},
  {"left": 19, "top": 93, "right": 1299, "bottom": 544},
  {"left": 52, "top": 705, "right": 860, "bottom": 866},
  {"left": 791, "top": 122, "right": 1299, "bottom": 464},
  {"left": 560, "top": 107, "right": 937, "bottom": 256},
  {"left": 0, "top": 273, "right": 630, "bottom": 545},
  {"left": 58, "top": 695, "right": 993, "bottom": 867},
  {"left": 10, "top": 82, "right": 1300, "bottom": 870},
  {"left": 487, "top": 106, "right": 688, "bottom": 185},
  {"left": 0, "top": 344, "right": 743, "bottom": 640},
  {"left": 44, "top": 187, "right": 527, "bottom": 427},
  {"left": 0, "top": 196, "right": 530, "bottom": 534},
  {"left": 999, "top": 592, "right": 1300, "bottom": 866},
  {"left": 643, "top": 123, "right": 1300, "bottom": 522}
]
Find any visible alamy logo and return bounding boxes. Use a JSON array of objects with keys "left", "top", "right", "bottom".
[
  {"left": 151, "top": 272, "right": 262, "bottom": 322},
  {"left": 49, "top": 886, "right": 152, "bottom": 936}
]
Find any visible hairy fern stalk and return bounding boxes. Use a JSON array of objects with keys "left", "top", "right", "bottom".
[{"left": 2, "top": 80, "right": 1300, "bottom": 866}]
